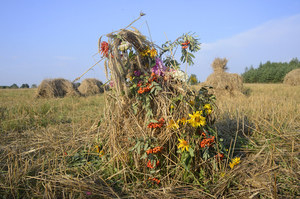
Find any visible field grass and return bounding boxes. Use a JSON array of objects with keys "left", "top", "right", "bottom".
[{"left": 0, "top": 84, "right": 299, "bottom": 198}]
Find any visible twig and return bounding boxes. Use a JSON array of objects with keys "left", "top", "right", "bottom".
[{"left": 73, "top": 58, "right": 104, "bottom": 83}]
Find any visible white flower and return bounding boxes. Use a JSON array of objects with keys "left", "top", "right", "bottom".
[
  {"left": 118, "top": 41, "right": 131, "bottom": 51},
  {"left": 169, "top": 69, "right": 188, "bottom": 82}
]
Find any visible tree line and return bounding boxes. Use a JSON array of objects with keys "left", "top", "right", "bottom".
[
  {"left": 242, "top": 58, "right": 300, "bottom": 83},
  {"left": 0, "top": 84, "right": 37, "bottom": 89}
]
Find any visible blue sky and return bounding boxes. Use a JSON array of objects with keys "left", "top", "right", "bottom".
[{"left": 1, "top": 0, "right": 300, "bottom": 86}]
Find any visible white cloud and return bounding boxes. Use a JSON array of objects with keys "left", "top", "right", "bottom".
[{"left": 190, "top": 14, "right": 300, "bottom": 81}]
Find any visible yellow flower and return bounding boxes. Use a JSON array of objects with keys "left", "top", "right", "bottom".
[
  {"left": 229, "top": 157, "right": 240, "bottom": 169},
  {"left": 178, "top": 138, "right": 189, "bottom": 152},
  {"left": 141, "top": 47, "right": 150, "bottom": 56},
  {"left": 204, "top": 104, "right": 212, "bottom": 114},
  {"left": 170, "top": 104, "right": 175, "bottom": 109},
  {"left": 188, "top": 111, "right": 206, "bottom": 127},
  {"left": 167, "top": 119, "right": 179, "bottom": 129},
  {"left": 149, "top": 48, "right": 157, "bottom": 58},
  {"left": 177, "top": 117, "right": 187, "bottom": 125}
]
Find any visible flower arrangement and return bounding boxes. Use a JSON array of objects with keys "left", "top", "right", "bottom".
[{"left": 89, "top": 15, "right": 233, "bottom": 188}]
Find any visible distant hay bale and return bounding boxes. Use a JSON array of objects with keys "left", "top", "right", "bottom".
[
  {"left": 78, "top": 78, "right": 104, "bottom": 96},
  {"left": 283, "top": 68, "right": 300, "bottom": 86},
  {"left": 204, "top": 58, "right": 243, "bottom": 96},
  {"left": 36, "top": 78, "right": 79, "bottom": 98}
]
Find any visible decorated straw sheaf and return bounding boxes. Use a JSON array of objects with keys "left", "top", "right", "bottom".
[{"left": 92, "top": 14, "right": 230, "bottom": 187}]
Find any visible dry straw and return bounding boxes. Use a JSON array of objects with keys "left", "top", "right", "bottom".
[
  {"left": 204, "top": 57, "right": 243, "bottom": 96},
  {"left": 78, "top": 78, "right": 104, "bottom": 96},
  {"left": 35, "top": 78, "right": 79, "bottom": 98},
  {"left": 283, "top": 68, "right": 300, "bottom": 86}
]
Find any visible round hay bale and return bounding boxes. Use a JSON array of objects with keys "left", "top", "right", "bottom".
[
  {"left": 78, "top": 78, "right": 104, "bottom": 96},
  {"left": 283, "top": 68, "right": 300, "bottom": 86},
  {"left": 36, "top": 78, "right": 79, "bottom": 98}
]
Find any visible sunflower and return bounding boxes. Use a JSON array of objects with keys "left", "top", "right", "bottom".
[
  {"left": 178, "top": 138, "right": 189, "bottom": 152},
  {"left": 188, "top": 111, "right": 206, "bottom": 127}
]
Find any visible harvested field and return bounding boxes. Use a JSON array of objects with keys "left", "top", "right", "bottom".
[{"left": 0, "top": 83, "right": 299, "bottom": 198}]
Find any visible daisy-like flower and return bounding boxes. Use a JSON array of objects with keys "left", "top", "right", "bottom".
[
  {"left": 167, "top": 119, "right": 179, "bottom": 129},
  {"left": 188, "top": 111, "right": 206, "bottom": 127},
  {"left": 178, "top": 138, "right": 189, "bottom": 152},
  {"left": 229, "top": 157, "right": 241, "bottom": 169},
  {"left": 204, "top": 104, "right": 212, "bottom": 114}
]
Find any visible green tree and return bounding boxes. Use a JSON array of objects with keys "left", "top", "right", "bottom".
[
  {"left": 20, "top": 84, "right": 29, "bottom": 88},
  {"left": 10, "top": 84, "right": 19, "bottom": 89},
  {"left": 188, "top": 74, "right": 198, "bottom": 85}
]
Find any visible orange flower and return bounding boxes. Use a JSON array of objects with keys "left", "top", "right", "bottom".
[
  {"left": 215, "top": 153, "right": 224, "bottom": 161},
  {"left": 146, "top": 149, "right": 153, "bottom": 154},
  {"left": 147, "top": 160, "right": 160, "bottom": 169},
  {"left": 147, "top": 118, "right": 165, "bottom": 128},
  {"left": 181, "top": 40, "right": 190, "bottom": 49},
  {"left": 148, "top": 177, "right": 160, "bottom": 184},
  {"left": 152, "top": 146, "right": 163, "bottom": 153},
  {"left": 200, "top": 136, "right": 215, "bottom": 148}
]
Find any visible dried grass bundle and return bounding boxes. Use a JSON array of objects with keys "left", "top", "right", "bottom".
[
  {"left": 36, "top": 78, "right": 79, "bottom": 98},
  {"left": 78, "top": 78, "right": 104, "bottom": 96},
  {"left": 283, "top": 68, "right": 300, "bottom": 86},
  {"left": 211, "top": 57, "right": 228, "bottom": 73},
  {"left": 204, "top": 58, "right": 243, "bottom": 97}
]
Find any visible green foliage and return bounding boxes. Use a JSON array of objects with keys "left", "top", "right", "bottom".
[
  {"left": 10, "top": 83, "right": 19, "bottom": 89},
  {"left": 242, "top": 58, "right": 300, "bottom": 83},
  {"left": 188, "top": 74, "right": 198, "bottom": 85},
  {"left": 20, "top": 83, "right": 29, "bottom": 88}
]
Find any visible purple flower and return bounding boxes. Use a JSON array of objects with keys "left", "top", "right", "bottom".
[
  {"left": 134, "top": 70, "right": 142, "bottom": 77},
  {"left": 152, "top": 58, "right": 167, "bottom": 76}
]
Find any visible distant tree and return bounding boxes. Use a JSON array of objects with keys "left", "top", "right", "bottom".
[
  {"left": 188, "top": 74, "right": 198, "bottom": 85},
  {"left": 20, "top": 84, "right": 30, "bottom": 88},
  {"left": 31, "top": 84, "right": 37, "bottom": 88},
  {"left": 242, "top": 58, "right": 300, "bottom": 83},
  {"left": 10, "top": 84, "right": 19, "bottom": 89}
]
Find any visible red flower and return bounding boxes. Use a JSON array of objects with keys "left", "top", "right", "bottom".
[{"left": 100, "top": 41, "right": 109, "bottom": 57}]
